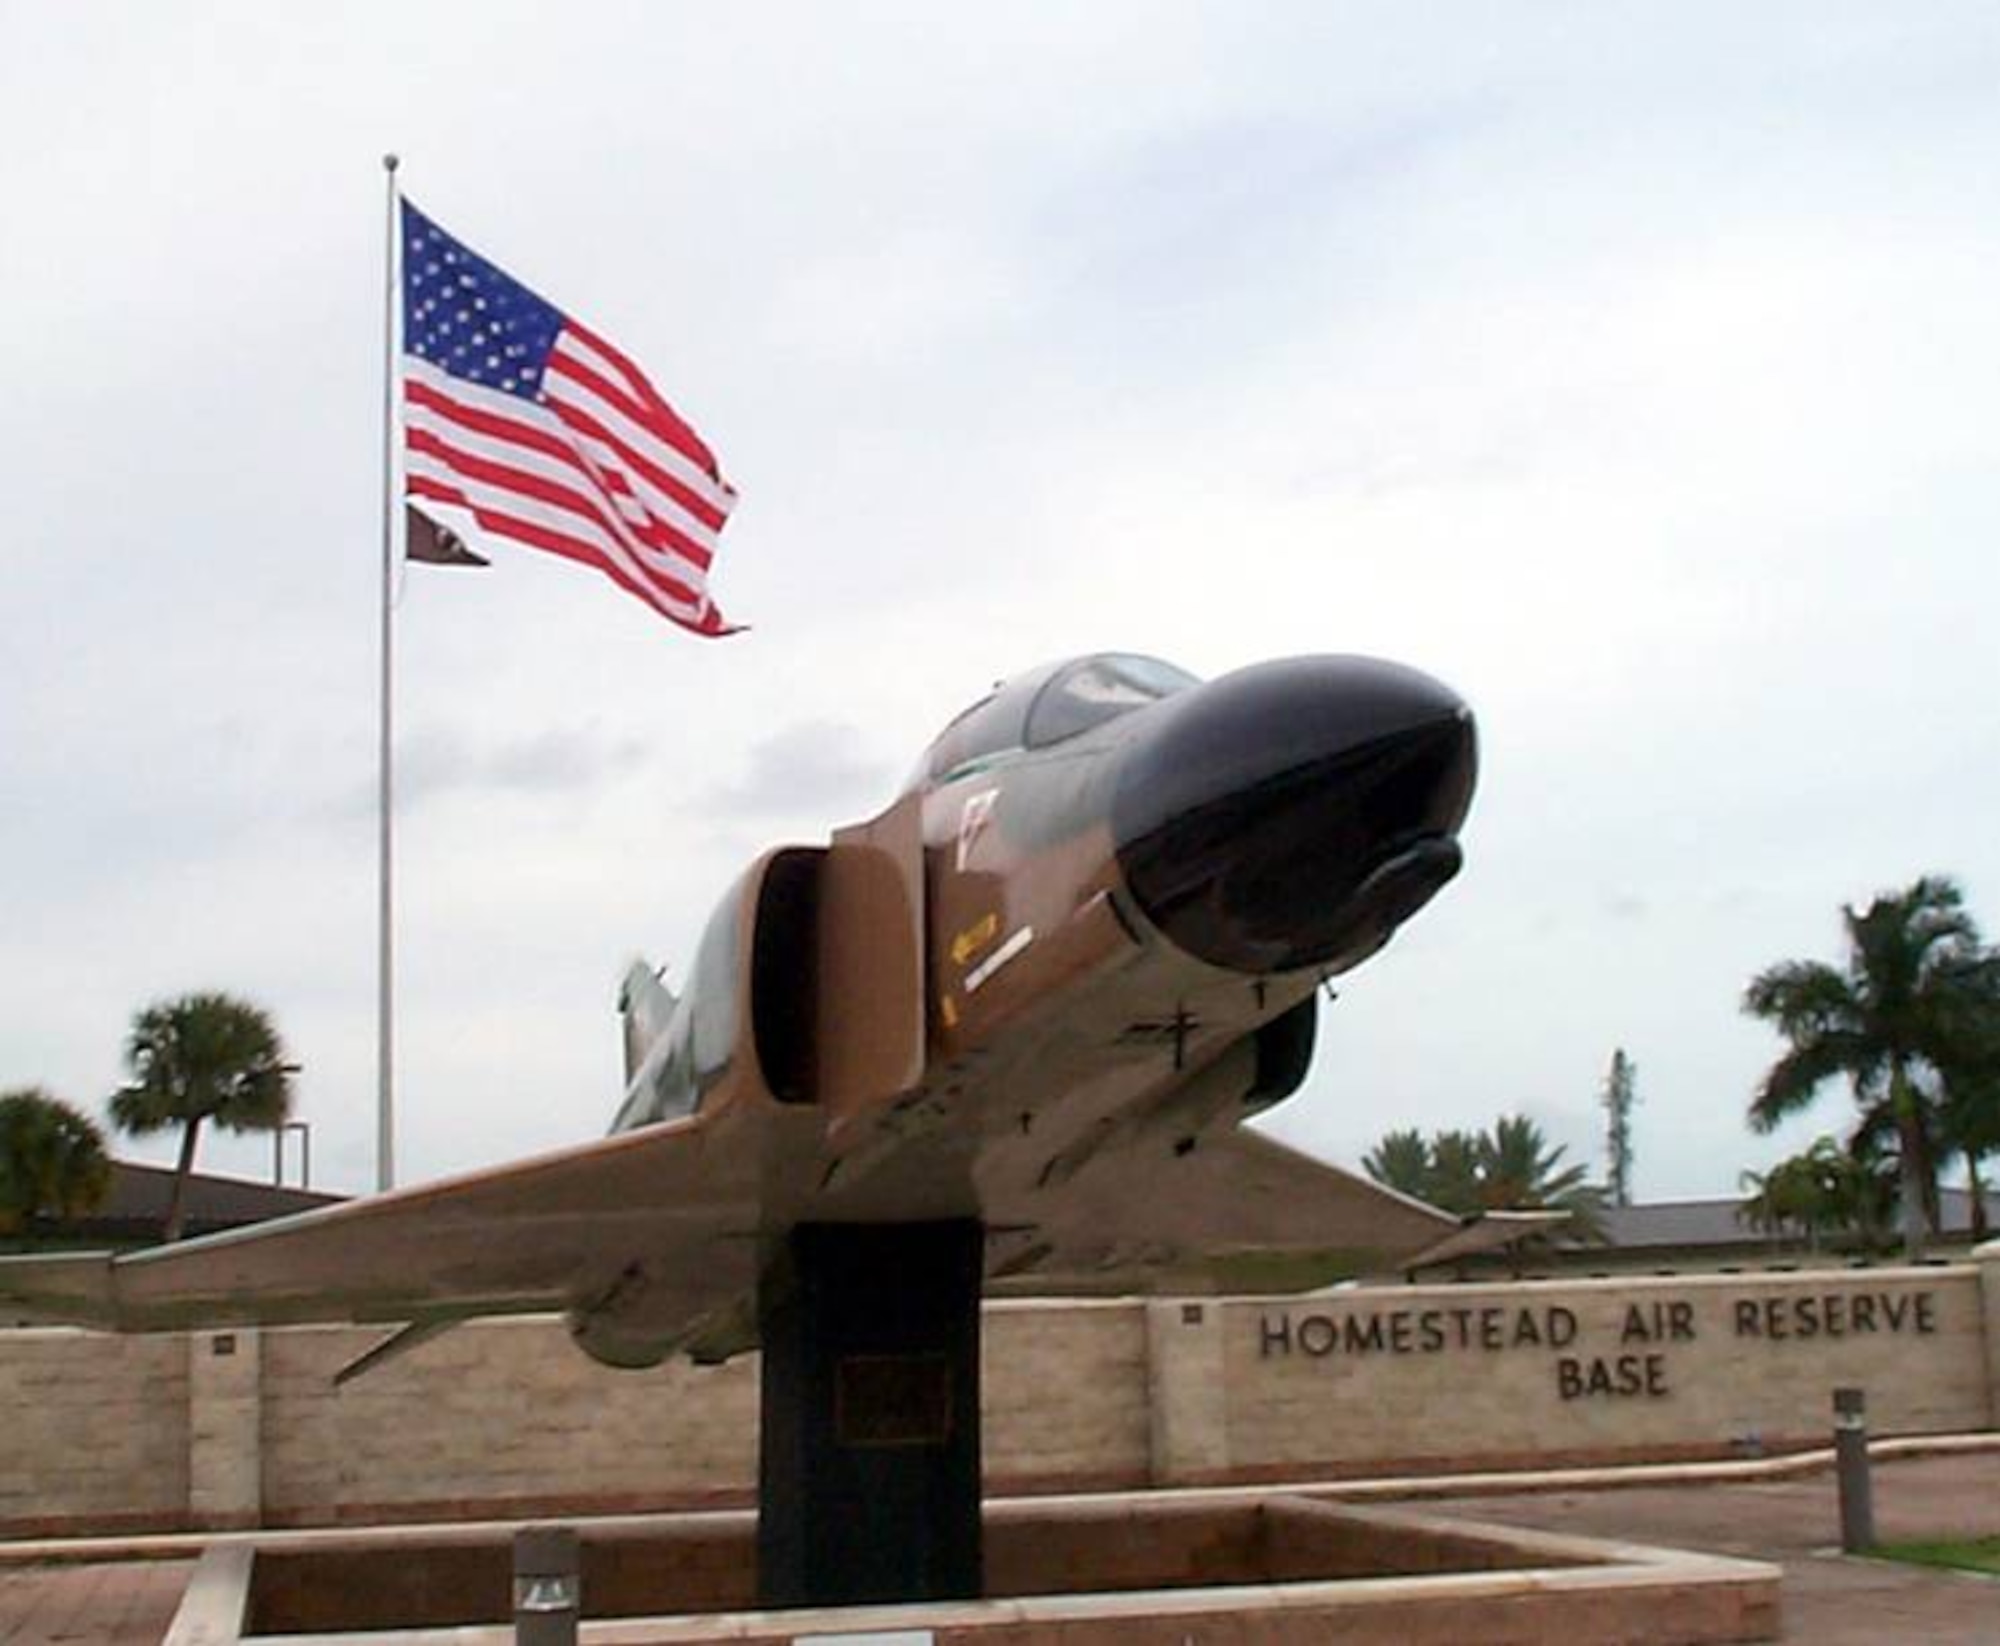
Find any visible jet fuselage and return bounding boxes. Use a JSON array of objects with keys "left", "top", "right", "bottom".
[
  {"left": 0, "top": 648, "right": 1508, "bottom": 1378},
  {"left": 585, "top": 651, "right": 1475, "bottom": 1365}
]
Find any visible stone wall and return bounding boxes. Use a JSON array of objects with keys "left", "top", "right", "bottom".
[
  {"left": 0, "top": 1330, "right": 188, "bottom": 1536},
  {"left": 248, "top": 1299, "right": 1149, "bottom": 1526},
  {"left": 260, "top": 1320, "right": 759, "bottom": 1526},
  {"left": 2, "top": 1248, "right": 1995, "bottom": 1535},
  {"left": 1207, "top": 1264, "right": 1992, "bottom": 1483},
  {"left": 985, "top": 1300, "right": 1152, "bottom": 1495}
]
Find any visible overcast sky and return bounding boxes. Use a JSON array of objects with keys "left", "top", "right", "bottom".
[{"left": 5, "top": 3, "right": 1998, "bottom": 1204}]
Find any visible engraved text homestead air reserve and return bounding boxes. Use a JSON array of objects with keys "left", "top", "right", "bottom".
[{"left": 1258, "top": 1287, "right": 1942, "bottom": 1402}]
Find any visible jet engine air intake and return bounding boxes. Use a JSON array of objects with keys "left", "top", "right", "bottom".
[
  {"left": 746, "top": 795, "right": 928, "bottom": 1117},
  {"left": 752, "top": 849, "right": 822, "bottom": 1105}
]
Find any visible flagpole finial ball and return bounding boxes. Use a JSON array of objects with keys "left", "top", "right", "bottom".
[{"left": 383, "top": 153, "right": 400, "bottom": 172}]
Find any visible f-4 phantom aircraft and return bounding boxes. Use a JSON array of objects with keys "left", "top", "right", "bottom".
[
  {"left": 3, "top": 652, "right": 1532, "bottom": 1363},
  {"left": 3, "top": 649, "right": 1546, "bottom": 1605}
]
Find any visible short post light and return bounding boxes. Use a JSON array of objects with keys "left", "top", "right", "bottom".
[
  {"left": 513, "top": 1525, "right": 580, "bottom": 1646},
  {"left": 1831, "top": 1386, "right": 1874, "bottom": 1553}
]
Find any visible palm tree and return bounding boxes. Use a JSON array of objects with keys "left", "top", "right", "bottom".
[
  {"left": 1362, "top": 1114, "right": 1605, "bottom": 1239},
  {"left": 1743, "top": 875, "right": 1995, "bottom": 1257},
  {"left": 0, "top": 1088, "right": 112, "bottom": 1237},
  {"left": 1940, "top": 1058, "right": 2000, "bottom": 1241},
  {"left": 1740, "top": 1151, "right": 1825, "bottom": 1249},
  {"left": 108, "top": 993, "right": 295, "bottom": 1242},
  {"left": 1739, "top": 1136, "right": 1894, "bottom": 1253},
  {"left": 1476, "top": 1115, "right": 1606, "bottom": 1241},
  {"left": 1361, "top": 1129, "right": 1431, "bottom": 1198},
  {"left": 1931, "top": 958, "right": 2000, "bottom": 1241},
  {"left": 1363, "top": 1128, "right": 1486, "bottom": 1211},
  {"left": 1428, "top": 1130, "right": 1487, "bottom": 1213}
]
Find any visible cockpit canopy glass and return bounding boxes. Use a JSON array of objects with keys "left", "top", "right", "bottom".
[
  {"left": 920, "top": 653, "right": 1199, "bottom": 784},
  {"left": 1025, "top": 655, "right": 1200, "bottom": 749}
]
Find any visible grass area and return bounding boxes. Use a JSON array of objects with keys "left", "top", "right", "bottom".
[{"left": 1869, "top": 1537, "right": 2000, "bottom": 1577}]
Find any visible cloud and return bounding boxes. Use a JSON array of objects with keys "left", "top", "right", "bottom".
[
  {"left": 327, "top": 726, "right": 652, "bottom": 816},
  {"left": 706, "top": 720, "right": 896, "bottom": 824},
  {"left": 1605, "top": 892, "right": 1650, "bottom": 923},
  {"left": 8, "top": 5, "right": 2000, "bottom": 1202}
]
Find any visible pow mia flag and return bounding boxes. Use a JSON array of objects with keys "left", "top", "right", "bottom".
[{"left": 405, "top": 504, "right": 488, "bottom": 568}]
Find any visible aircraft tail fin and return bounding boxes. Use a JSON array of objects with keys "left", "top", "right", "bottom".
[{"left": 618, "top": 958, "right": 678, "bottom": 1082}]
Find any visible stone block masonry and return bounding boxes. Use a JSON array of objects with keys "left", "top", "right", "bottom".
[
  {"left": 0, "top": 1330, "right": 187, "bottom": 1536},
  {"left": 1217, "top": 1260, "right": 1992, "bottom": 1484},
  {"left": 1, "top": 1245, "right": 1995, "bottom": 1535}
]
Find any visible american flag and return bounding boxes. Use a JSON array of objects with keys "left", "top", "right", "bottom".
[{"left": 400, "top": 199, "right": 738, "bottom": 636}]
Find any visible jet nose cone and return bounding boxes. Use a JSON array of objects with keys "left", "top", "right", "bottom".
[{"left": 1111, "top": 656, "right": 1476, "bottom": 975}]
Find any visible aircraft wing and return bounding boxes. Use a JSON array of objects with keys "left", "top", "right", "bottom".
[
  {"left": 992, "top": 1128, "right": 1564, "bottom": 1297},
  {"left": 0, "top": 1106, "right": 762, "bottom": 1338},
  {"left": 0, "top": 1113, "right": 1555, "bottom": 1345}
]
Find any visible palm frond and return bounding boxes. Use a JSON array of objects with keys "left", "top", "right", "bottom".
[
  {"left": 1742, "top": 961, "right": 1857, "bottom": 1037},
  {"left": 1747, "top": 1031, "right": 1876, "bottom": 1132}
]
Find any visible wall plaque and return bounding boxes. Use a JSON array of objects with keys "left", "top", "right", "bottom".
[{"left": 835, "top": 1353, "right": 953, "bottom": 1447}]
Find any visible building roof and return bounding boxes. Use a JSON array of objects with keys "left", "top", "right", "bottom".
[
  {"left": 20, "top": 1160, "right": 347, "bottom": 1249},
  {"left": 1599, "top": 1185, "right": 2000, "bottom": 1251}
]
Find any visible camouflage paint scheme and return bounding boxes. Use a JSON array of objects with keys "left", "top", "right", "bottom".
[{"left": 0, "top": 652, "right": 1540, "bottom": 1372}]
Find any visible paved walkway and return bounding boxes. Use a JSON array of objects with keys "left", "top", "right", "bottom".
[
  {"left": 1427, "top": 1452, "right": 2000, "bottom": 1644},
  {"left": 0, "top": 1560, "right": 192, "bottom": 1646},
  {"left": 0, "top": 1455, "right": 1993, "bottom": 1643}
]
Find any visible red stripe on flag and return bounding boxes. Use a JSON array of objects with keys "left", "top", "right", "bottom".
[
  {"left": 408, "top": 475, "right": 724, "bottom": 635},
  {"left": 564, "top": 456, "right": 715, "bottom": 575},
  {"left": 409, "top": 373, "right": 722, "bottom": 566},
  {"left": 542, "top": 397, "right": 725, "bottom": 556},
  {"left": 405, "top": 377, "right": 577, "bottom": 469},
  {"left": 542, "top": 350, "right": 731, "bottom": 513},
  {"left": 408, "top": 427, "right": 707, "bottom": 604},
  {"left": 561, "top": 321, "right": 723, "bottom": 477}
]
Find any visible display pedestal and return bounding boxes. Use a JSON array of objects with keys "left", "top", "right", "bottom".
[{"left": 755, "top": 1220, "right": 984, "bottom": 1608}]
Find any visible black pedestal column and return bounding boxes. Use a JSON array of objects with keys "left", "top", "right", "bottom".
[{"left": 756, "top": 1220, "right": 984, "bottom": 1608}]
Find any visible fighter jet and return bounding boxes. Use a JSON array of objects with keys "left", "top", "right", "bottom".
[{"left": 0, "top": 651, "right": 1533, "bottom": 1372}]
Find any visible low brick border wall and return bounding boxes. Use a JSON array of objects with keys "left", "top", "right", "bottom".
[{"left": 165, "top": 1495, "right": 1781, "bottom": 1646}]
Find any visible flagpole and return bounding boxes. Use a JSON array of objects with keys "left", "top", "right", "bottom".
[{"left": 376, "top": 152, "right": 402, "bottom": 1193}]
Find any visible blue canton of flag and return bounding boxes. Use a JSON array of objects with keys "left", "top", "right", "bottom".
[
  {"left": 403, "top": 207, "right": 563, "bottom": 402},
  {"left": 398, "top": 198, "right": 738, "bottom": 636}
]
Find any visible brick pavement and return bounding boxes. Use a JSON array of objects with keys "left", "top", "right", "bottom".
[
  {"left": 0, "top": 1561, "right": 192, "bottom": 1646},
  {"left": 1426, "top": 1452, "right": 2000, "bottom": 1644}
]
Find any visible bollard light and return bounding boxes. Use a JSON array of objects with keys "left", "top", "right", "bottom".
[
  {"left": 514, "top": 1574, "right": 579, "bottom": 1612},
  {"left": 513, "top": 1525, "right": 580, "bottom": 1646},
  {"left": 1831, "top": 1386, "right": 1874, "bottom": 1554}
]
